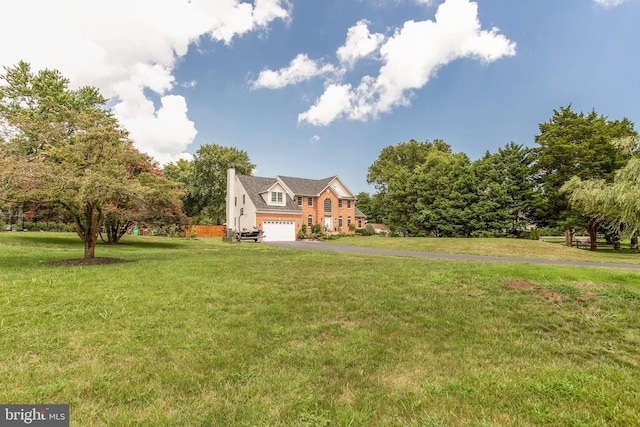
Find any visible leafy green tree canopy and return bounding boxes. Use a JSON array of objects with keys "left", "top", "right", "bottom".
[
  {"left": 189, "top": 144, "right": 254, "bottom": 225},
  {"left": 533, "top": 105, "right": 636, "bottom": 246},
  {"left": 0, "top": 61, "right": 184, "bottom": 258},
  {"left": 564, "top": 136, "right": 640, "bottom": 240},
  {"left": 472, "top": 142, "right": 536, "bottom": 236},
  {"left": 367, "top": 138, "right": 451, "bottom": 193}
]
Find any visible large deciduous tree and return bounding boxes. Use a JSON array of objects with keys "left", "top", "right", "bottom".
[
  {"left": 533, "top": 106, "right": 636, "bottom": 247},
  {"left": 563, "top": 136, "right": 640, "bottom": 249},
  {"left": 188, "top": 144, "right": 254, "bottom": 225},
  {"left": 100, "top": 159, "right": 187, "bottom": 244},
  {"left": 0, "top": 61, "right": 184, "bottom": 258},
  {"left": 367, "top": 139, "right": 452, "bottom": 235}
]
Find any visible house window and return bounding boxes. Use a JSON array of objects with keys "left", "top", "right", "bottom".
[
  {"left": 347, "top": 216, "right": 352, "bottom": 226},
  {"left": 307, "top": 215, "right": 313, "bottom": 226},
  {"left": 307, "top": 197, "right": 313, "bottom": 207},
  {"left": 338, "top": 216, "right": 343, "bottom": 228},
  {"left": 234, "top": 197, "right": 237, "bottom": 207},
  {"left": 242, "top": 194, "right": 245, "bottom": 204},
  {"left": 297, "top": 196, "right": 303, "bottom": 206},
  {"left": 338, "top": 199, "right": 343, "bottom": 208},
  {"left": 324, "top": 198, "right": 332, "bottom": 213},
  {"left": 347, "top": 200, "right": 352, "bottom": 209},
  {"left": 358, "top": 218, "right": 362, "bottom": 228},
  {"left": 271, "top": 191, "right": 283, "bottom": 203}
]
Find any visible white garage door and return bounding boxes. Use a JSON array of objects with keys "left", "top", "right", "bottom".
[{"left": 262, "top": 220, "right": 296, "bottom": 242}]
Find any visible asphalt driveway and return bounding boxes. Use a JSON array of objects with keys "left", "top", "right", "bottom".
[{"left": 264, "top": 240, "right": 640, "bottom": 270}]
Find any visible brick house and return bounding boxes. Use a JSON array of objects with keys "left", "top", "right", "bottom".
[{"left": 226, "top": 168, "right": 365, "bottom": 241}]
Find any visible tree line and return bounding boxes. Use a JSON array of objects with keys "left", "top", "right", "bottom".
[
  {"left": 356, "top": 106, "right": 639, "bottom": 250},
  {"left": 2, "top": 62, "right": 638, "bottom": 257}
]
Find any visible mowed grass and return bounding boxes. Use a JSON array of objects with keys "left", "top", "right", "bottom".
[
  {"left": 1, "top": 233, "right": 640, "bottom": 426},
  {"left": 325, "top": 235, "right": 640, "bottom": 265}
]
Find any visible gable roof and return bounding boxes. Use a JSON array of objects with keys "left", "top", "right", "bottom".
[
  {"left": 371, "top": 223, "right": 389, "bottom": 231},
  {"left": 237, "top": 175, "right": 301, "bottom": 213}
]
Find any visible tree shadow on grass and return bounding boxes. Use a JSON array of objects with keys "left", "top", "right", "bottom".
[
  {"left": 107, "top": 237, "right": 190, "bottom": 250},
  {"left": 9, "top": 233, "right": 189, "bottom": 250},
  {"left": 8, "top": 233, "right": 82, "bottom": 247},
  {"left": 47, "top": 257, "right": 131, "bottom": 267}
]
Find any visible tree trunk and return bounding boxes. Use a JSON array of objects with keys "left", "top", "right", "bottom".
[
  {"left": 588, "top": 220, "right": 598, "bottom": 251},
  {"left": 74, "top": 204, "right": 103, "bottom": 258},
  {"left": 84, "top": 235, "right": 97, "bottom": 258},
  {"left": 631, "top": 236, "right": 638, "bottom": 250},
  {"left": 103, "top": 221, "right": 133, "bottom": 244},
  {"left": 564, "top": 228, "right": 574, "bottom": 247}
]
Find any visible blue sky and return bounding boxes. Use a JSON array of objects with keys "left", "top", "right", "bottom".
[{"left": 1, "top": 0, "right": 639, "bottom": 194}]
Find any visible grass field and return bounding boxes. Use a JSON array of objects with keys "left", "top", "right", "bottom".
[
  {"left": 325, "top": 234, "right": 640, "bottom": 265},
  {"left": 1, "top": 232, "right": 640, "bottom": 426}
]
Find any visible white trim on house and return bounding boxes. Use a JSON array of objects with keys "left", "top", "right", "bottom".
[
  {"left": 322, "top": 177, "right": 356, "bottom": 200},
  {"left": 261, "top": 182, "right": 288, "bottom": 207}
]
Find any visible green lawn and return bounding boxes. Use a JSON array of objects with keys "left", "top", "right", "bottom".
[
  {"left": 1, "top": 232, "right": 640, "bottom": 426},
  {"left": 326, "top": 234, "right": 640, "bottom": 265}
]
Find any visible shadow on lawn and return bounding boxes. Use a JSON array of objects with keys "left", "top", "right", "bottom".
[
  {"left": 109, "top": 237, "right": 189, "bottom": 250},
  {"left": 10, "top": 233, "right": 83, "bottom": 247},
  {"left": 8, "top": 233, "right": 188, "bottom": 250}
]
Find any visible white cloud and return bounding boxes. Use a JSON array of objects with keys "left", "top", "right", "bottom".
[
  {"left": 251, "top": 54, "right": 337, "bottom": 89},
  {"left": 309, "top": 135, "right": 321, "bottom": 143},
  {"left": 336, "top": 20, "right": 385, "bottom": 68},
  {"left": 0, "top": 0, "right": 290, "bottom": 164},
  {"left": 113, "top": 95, "right": 197, "bottom": 165},
  {"left": 298, "top": 0, "right": 516, "bottom": 126},
  {"left": 593, "top": 0, "right": 627, "bottom": 7},
  {"left": 298, "top": 84, "right": 354, "bottom": 126}
]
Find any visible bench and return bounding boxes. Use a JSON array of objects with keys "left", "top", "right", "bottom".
[{"left": 572, "top": 239, "right": 608, "bottom": 249}]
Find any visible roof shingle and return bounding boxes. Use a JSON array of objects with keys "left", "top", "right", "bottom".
[{"left": 237, "top": 175, "right": 301, "bottom": 212}]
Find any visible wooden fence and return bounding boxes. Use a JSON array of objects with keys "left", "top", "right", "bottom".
[{"left": 186, "top": 225, "right": 226, "bottom": 238}]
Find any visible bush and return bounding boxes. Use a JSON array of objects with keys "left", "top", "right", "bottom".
[
  {"left": 470, "top": 230, "right": 500, "bottom": 238},
  {"left": 529, "top": 228, "right": 540, "bottom": 240},
  {"left": 538, "top": 225, "right": 565, "bottom": 236},
  {"left": 311, "top": 224, "right": 322, "bottom": 234},
  {"left": 297, "top": 230, "right": 307, "bottom": 240},
  {"left": 365, "top": 223, "right": 375, "bottom": 235},
  {"left": 20, "top": 221, "right": 75, "bottom": 232}
]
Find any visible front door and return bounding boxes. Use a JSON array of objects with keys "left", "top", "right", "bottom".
[{"left": 324, "top": 216, "right": 332, "bottom": 231}]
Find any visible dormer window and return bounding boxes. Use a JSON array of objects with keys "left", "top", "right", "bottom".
[{"left": 271, "top": 191, "right": 284, "bottom": 204}]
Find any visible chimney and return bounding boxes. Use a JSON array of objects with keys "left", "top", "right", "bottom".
[{"left": 226, "top": 168, "right": 235, "bottom": 237}]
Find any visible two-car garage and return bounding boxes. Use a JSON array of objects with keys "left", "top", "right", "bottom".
[{"left": 261, "top": 220, "right": 296, "bottom": 242}]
